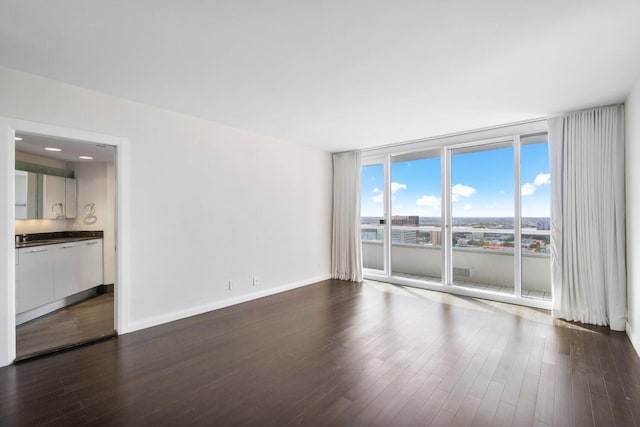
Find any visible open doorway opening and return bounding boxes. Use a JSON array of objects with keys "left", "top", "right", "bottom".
[{"left": 14, "top": 132, "right": 117, "bottom": 360}]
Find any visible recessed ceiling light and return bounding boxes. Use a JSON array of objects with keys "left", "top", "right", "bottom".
[
  {"left": 79, "top": 155, "right": 94, "bottom": 160},
  {"left": 44, "top": 147, "right": 62, "bottom": 152},
  {"left": 14, "top": 137, "right": 23, "bottom": 141}
]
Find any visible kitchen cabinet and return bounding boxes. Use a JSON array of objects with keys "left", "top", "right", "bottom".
[
  {"left": 14, "top": 169, "right": 77, "bottom": 219},
  {"left": 81, "top": 239, "right": 103, "bottom": 288},
  {"left": 14, "top": 170, "right": 41, "bottom": 219},
  {"left": 16, "top": 246, "right": 54, "bottom": 313},
  {"left": 16, "top": 238, "right": 103, "bottom": 314},
  {"left": 53, "top": 242, "right": 81, "bottom": 299},
  {"left": 53, "top": 239, "right": 103, "bottom": 300},
  {"left": 41, "top": 175, "right": 77, "bottom": 219},
  {"left": 42, "top": 175, "right": 65, "bottom": 219}
]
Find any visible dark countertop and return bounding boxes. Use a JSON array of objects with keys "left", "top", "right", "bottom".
[{"left": 15, "top": 231, "right": 103, "bottom": 249}]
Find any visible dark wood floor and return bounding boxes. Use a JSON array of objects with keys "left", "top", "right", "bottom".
[
  {"left": 15, "top": 292, "right": 115, "bottom": 360},
  {"left": 1, "top": 280, "right": 639, "bottom": 426}
]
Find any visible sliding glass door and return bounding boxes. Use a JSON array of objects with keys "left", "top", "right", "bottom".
[
  {"left": 360, "top": 130, "right": 551, "bottom": 306},
  {"left": 390, "top": 150, "right": 442, "bottom": 284},
  {"left": 520, "top": 134, "right": 551, "bottom": 301},
  {"left": 448, "top": 142, "right": 515, "bottom": 295}
]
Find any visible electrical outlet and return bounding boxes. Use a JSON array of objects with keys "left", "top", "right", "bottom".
[
  {"left": 253, "top": 276, "right": 259, "bottom": 286},
  {"left": 228, "top": 280, "right": 233, "bottom": 291}
]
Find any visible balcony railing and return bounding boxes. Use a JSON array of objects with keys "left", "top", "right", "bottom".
[{"left": 361, "top": 225, "right": 551, "bottom": 301}]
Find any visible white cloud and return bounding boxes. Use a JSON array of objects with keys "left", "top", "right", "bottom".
[
  {"left": 521, "top": 182, "right": 537, "bottom": 196},
  {"left": 522, "top": 172, "right": 550, "bottom": 197},
  {"left": 416, "top": 195, "right": 440, "bottom": 209},
  {"left": 391, "top": 182, "right": 406, "bottom": 194},
  {"left": 451, "top": 184, "right": 476, "bottom": 202},
  {"left": 372, "top": 182, "right": 406, "bottom": 203},
  {"left": 464, "top": 204, "right": 472, "bottom": 210},
  {"left": 534, "top": 173, "right": 551, "bottom": 186}
]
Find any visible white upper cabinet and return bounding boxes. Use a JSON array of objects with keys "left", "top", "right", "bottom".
[
  {"left": 41, "top": 175, "right": 77, "bottom": 219},
  {"left": 42, "top": 175, "right": 66, "bottom": 219}
]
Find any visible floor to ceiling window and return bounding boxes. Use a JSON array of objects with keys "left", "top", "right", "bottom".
[
  {"left": 449, "top": 141, "right": 516, "bottom": 295},
  {"left": 390, "top": 150, "right": 442, "bottom": 284},
  {"left": 361, "top": 161, "right": 386, "bottom": 274},
  {"left": 520, "top": 134, "right": 551, "bottom": 301},
  {"left": 360, "top": 125, "right": 551, "bottom": 307}
]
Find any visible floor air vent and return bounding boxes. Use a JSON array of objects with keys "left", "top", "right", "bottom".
[{"left": 453, "top": 267, "right": 471, "bottom": 278}]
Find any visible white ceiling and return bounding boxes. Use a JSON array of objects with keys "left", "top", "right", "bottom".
[
  {"left": 1, "top": 1, "right": 640, "bottom": 152},
  {"left": 15, "top": 133, "right": 116, "bottom": 163}
]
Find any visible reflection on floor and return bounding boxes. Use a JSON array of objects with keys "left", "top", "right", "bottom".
[
  {"left": 392, "top": 272, "right": 552, "bottom": 301},
  {"left": 16, "top": 292, "right": 115, "bottom": 360}
]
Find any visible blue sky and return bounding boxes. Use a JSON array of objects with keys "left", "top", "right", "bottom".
[{"left": 361, "top": 142, "right": 550, "bottom": 218}]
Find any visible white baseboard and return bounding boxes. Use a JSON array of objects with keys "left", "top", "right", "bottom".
[
  {"left": 126, "top": 274, "right": 331, "bottom": 334},
  {"left": 626, "top": 322, "right": 640, "bottom": 358}
]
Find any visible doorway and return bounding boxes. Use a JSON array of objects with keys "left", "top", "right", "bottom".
[
  {"left": 14, "top": 132, "right": 117, "bottom": 359},
  {"left": 0, "top": 118, "right": 131, "bottom": 366}
]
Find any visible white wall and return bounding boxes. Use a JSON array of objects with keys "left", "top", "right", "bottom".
[
  {"left": 0, "top": 66, "right": 332, "bottom": 362},
  {"left": 626, "top": 76, "right": 640, "bottom": 356}
]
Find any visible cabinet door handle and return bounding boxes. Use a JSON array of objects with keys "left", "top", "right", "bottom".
[
  {"left": 27, "top": 249, "right": 48, "bottom": 253},
  {"left": 61, "top": 245, "right": 75, "bottom": 249},
  {"left": 86, "top": 242, "right": 100, "bottom": 245}
]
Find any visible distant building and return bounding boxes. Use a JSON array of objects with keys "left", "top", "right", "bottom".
[
  {"left": 431, "top": 230, "right": 442, "bottom": 246},
  {"left": 537, "top": 220, "right": 550, "bottom": 230},
  {"left": 392, "top": 216, "right": 419, "bottom": 244}
]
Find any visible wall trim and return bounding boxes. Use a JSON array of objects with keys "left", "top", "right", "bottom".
[
  {"left": 0, "top": 118, "right": 16, "bottom": 367},
  {"left": 627, "top": 321, "right": 640, "bottom": 358},
  {"left": 126, "top": 275, "right": 332, "bottom": 333}
]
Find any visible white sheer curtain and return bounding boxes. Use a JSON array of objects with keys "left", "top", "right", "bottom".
[
  {"left": 331, "top": 151, "right": 363, "bottom": 282},
  {"left": 549, "top": 105, "right": 626, "bottom": 330}
]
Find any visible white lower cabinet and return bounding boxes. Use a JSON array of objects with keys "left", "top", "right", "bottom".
[
  {"left": 53, "top": 242, "right": 81, "bottom": 300},
  {"left": 81, "top": 240, "right": 103, "bottom": 289},
  {"left": 16, "top": 239, "right": 104, "bottom": 314},
  {"left": 16, "top": 247, "right": 54, "bottom": 313}
]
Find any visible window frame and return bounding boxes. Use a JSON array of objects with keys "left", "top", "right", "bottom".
[{"left": 360, "top": 121, "right": 551, "bottom": 309}]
